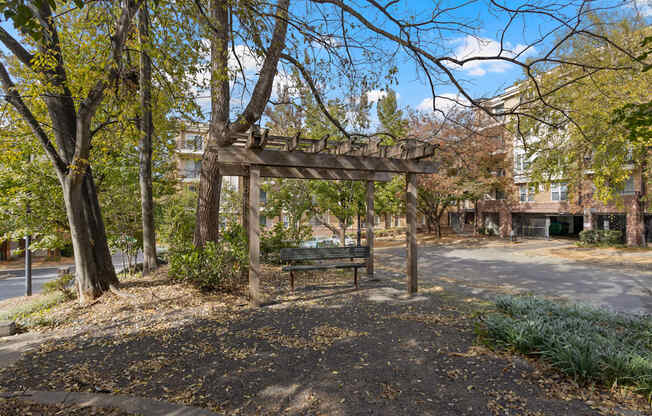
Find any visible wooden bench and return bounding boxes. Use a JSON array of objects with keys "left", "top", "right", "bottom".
[{"left": 280, "top": 246, "right": 370, "bottom": 291}]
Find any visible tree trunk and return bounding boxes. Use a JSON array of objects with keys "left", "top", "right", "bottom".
[
  {"left": 338, "top": 220, "right": 347, "bottom": 246},
  {"left": 435, "top": 220, "right": 441, "bottom": 239},
  {"left": 138, "top": 1, "right": 157, "bottom": 274},
  {"left": 384, "top": 212, "right": 391, "bottom": 229},
  {"left": 81, "top": 170, "right": 118, "bottom": 286},
  {"left": 63, "top": 173, "right": 118, "bottom": 303},
  {"left": 194, "top": 145, "right": 222, "bottom": 246}
]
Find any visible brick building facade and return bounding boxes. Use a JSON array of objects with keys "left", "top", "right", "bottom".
[{"left": 466, "top": 86, "right": 650, "bottom": 246}]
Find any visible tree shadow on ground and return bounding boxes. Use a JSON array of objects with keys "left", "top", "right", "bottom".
[{"left": 0, "top": 280, "right": 637, "bottom": 415}]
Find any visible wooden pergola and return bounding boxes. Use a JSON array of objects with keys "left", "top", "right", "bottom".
[{"left": 219, "top": 131, "right": 439, "bottom": 304}]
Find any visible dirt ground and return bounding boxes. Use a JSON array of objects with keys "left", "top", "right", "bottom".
[{"left": 0, "top": 268, "right": 649, "bottom": 415}]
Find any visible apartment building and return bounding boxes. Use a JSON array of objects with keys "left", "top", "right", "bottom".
[
  {"left": 174, "top": 123, "right": 406, "bottom": 240},
  {"left": 468, "top": 85, "right": 650, "bottom": 246}
]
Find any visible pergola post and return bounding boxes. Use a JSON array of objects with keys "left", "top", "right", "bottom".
[
  {"left": 241, "top": 174, "right": 250, "bottom": 283},
  {"left": 366, "top": 180, "right": 374, "bottom": 278},
  {"left": 248, "top": 166, "right": 262, "bottom": 305},
  {"left": 406, "top": 173, "right": 418, "bottom": 294}
]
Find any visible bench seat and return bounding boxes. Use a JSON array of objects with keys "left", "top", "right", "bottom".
[
  {"left": 282, "top": 262, "right": 366, "bottom": 272},
  {"left": 280, "top": 246, "right": 370, "bottom": 291}
]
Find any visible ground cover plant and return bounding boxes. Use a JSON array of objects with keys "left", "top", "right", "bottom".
[
  {"left": 0, "top": 292, "right": 65, "bottom": 329},
  {"left": 482, "top": 295, "right": 652, "bottom": 399}
]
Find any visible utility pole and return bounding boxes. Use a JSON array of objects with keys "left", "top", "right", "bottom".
[
  {"left": 25, "top": 226, "right": 32, "bottom": 296},
  {"left": 25, "top": 153, "right": 33, "bottom": 296}
]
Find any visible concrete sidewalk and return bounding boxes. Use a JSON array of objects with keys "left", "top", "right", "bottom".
[{"left": 0, "top": 391, "right": 219, "bottom": 415}]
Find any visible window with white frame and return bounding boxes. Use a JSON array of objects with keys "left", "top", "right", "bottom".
[
  {"left": 514, "top": 153, "right": 529, "bottom": 172},
  {"left": 519, "top": 185, "right": 534, "bottom": 202},
  {"left": 551, "top": 182, "right": 568, "bottom": 201}
]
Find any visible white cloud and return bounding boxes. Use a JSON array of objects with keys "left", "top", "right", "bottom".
[
  {"left": 628, "top": 0, "right": 652, "bottom": 16},
  {"left": 447, "top": 35, "right": 535, "bottom": 76},
  {"left": 417, "top": 93, "right": 470, "bottom": 115},
  {"left": 228, "top": 44, "right": 261, "bottom": 73},
  {"left": 366, "top": 89, "right": 388, "bottom": 103}
]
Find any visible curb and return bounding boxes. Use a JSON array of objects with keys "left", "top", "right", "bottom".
[{"left": 0, "top": 391, "right": 219, "bottom": 416}]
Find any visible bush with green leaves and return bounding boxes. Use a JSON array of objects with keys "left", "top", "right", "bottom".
[
  {"left": 481, "top": 295, "right": 652, "bottom": 398},
  {"left": 260, "top": 222, "right": 307, "bottom": 264},
  {"left": 168, "top": 238, "right": 246, "bottom": 292},
  {"left": 43, "top": 273, "right": 75, "bottom": 300},
  {"left": 579, "top": 229, "right": 623, "bottom": 245}
]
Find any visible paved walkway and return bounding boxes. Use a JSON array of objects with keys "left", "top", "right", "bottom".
[{"left": 376, "top": 240, "right": 652, "bottom": 315}]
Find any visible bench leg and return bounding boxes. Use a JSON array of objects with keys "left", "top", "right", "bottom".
[
  {"left": 290, "top": 270, "right": 295, "bottom": 292},
  {"left": 354, "top": 268, "right": 358, "bottom": 289}
]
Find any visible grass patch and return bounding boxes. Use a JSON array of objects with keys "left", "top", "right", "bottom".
[
  {"left": 0, "top": 292, "right": 66, "bottom": 328},
  {"left": 481, "top": 295, "right": 652, "bottom": 399}
]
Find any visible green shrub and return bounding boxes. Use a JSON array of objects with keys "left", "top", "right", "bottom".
[
  {"left": 261, "top": 222, "right": 308, "bottom": 264},
  {"left": 168, "top": 240, "right": 246, "bottom": 292},
  {"left": 579, "top": 229, "right": 597, "bottom": 244},
  {"left": 579, "top": 229, "right": 623, "bottom": 246},
  {"left": 43, "top": 273, "right": 75, "bottom": 300},
  {"left": 482, "top": 295, "right": 652, "bottom": 398},
  {"left": 600, "top": 229, "right": 623, "bottom": 245}
]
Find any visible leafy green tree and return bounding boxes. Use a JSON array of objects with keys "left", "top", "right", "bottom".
[
  {"left": 0, "top": 0, "right": 200, "bottom": 300},
  {"left": 376, "top": 89, "right": 407, "bottom": 140},
  {"left": 261, "top": 179, "right": 313, "bottom": 244},
  {"left": 517, "top": 18, "right": 650, "bottom": 245}
]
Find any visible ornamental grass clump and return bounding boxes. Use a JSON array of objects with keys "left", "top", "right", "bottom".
[{"left": 483, "top": 295, "right": 652, "bottom": 398}]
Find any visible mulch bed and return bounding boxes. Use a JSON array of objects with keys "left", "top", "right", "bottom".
[{"left": 0, "top": 268, "right": 648, "bottom": 415}]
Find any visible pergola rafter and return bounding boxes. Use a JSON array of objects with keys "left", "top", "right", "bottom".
[{"left": 222, "top": 130, "right": 438, "bottom": 305}]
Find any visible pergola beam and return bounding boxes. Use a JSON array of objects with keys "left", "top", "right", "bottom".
[
  {"left": 218, "top": 164, "right": 395, "bottom": 182},
  {"left": 218, "top": 148, "right": 438, "bottom": 174}
]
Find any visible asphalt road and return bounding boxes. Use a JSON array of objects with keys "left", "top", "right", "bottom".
[
  {"left": 376, "top": 240, "right": 652, "bottom": 315},
  {"left": 0, "top": 254, "right": 137, "bottom": 302}
]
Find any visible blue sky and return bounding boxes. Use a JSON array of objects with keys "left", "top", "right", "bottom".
[
  {"left": 361, "top": 0, "right": 651, "bottom": 115},
  {"left": 1, "top": 0, "right": 650, "bottom": 126}
]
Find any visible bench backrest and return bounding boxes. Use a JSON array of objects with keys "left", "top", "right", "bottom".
[{"left": 280, "top": 246, "right": 370, "bottom": 262}]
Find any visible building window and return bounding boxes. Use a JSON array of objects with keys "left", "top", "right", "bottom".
[
  {"left": 514, "top": 153, "right": 529, "bottom": 172},
  {"left": 260, "top": 215, "right": 267, "bottom": 227},
  {"left": 551, "top": 182, "right": 568, "bottom": 201},
  {"left": 493, "top": 103, "right": 505, "bottom": 122},
  {"left": 185, "top": 134, "right": 203, "bottom": 151},
  {"left": 282, "top": 214, "right": 289, "bottom": 228},
  {"left": 495, "top": 188, "right": 505, "bottom": 200},
  {"left": 519, "top": 185, "right": 535, "bottom": 202},
  {"left": 620, "top": 175, "right": 635, "bottom": 195},
  {"left": 259, "top": 189, "right": 267, "bottom": 203},
  {"left": 184, "top": 159, "right": 201, "bottom": 178}
]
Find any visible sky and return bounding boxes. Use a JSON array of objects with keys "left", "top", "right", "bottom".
[
  {"left": 354, "top": 0, "right": 652, "bottom": 117},
  {"left": 1, "top": 0, "right": 650, "bottom": 129},
  {"left": 217, "top": 0, "right": 651, "bottom": 129}
]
